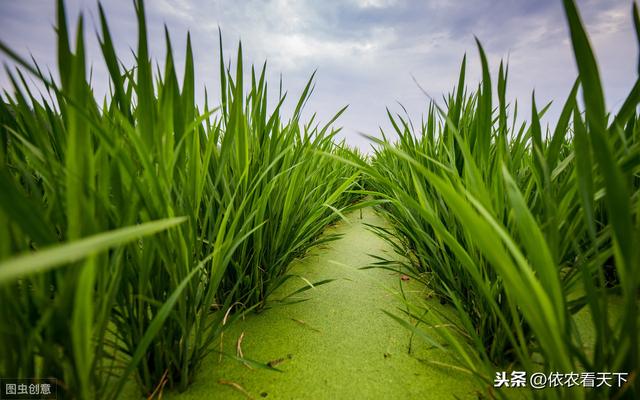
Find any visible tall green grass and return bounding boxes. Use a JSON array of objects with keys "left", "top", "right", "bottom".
[
  {"left": 366, "top": 1, "right": 640, "bottom": 398},
  {"left": 0, "top": 0, "right": 360, "bottom": 397}
]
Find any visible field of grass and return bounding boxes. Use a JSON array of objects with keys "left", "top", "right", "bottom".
[{"left": 0, "top": 0, "right": 638, "bottom": 399}]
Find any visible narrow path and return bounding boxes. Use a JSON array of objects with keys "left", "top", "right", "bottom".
[{"left": 167, "top": 208, "right": 479, "bottom": 399}]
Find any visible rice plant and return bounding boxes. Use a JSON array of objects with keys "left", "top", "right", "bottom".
[
  {"left": 0, "top": 0, "right": 360, "bottom": 398},
  {"left": 2, "top": 0, "right": 637, "bottom": 398},
  {"left": 366, "top": 1, "right": 640, "bottom": 398}
]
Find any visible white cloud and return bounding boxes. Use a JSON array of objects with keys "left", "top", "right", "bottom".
[
  {"left": 156, "top": 0, "right": 195, "bottom": 21},
  {"left": 354, "top": 0, "right": 399, "bottom": 9}
]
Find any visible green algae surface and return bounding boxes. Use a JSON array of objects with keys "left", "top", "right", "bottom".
[{"left": 128, "top": 208, "right": 482, "bottom": 399}]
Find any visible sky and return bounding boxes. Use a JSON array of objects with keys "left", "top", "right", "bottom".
[{"left": 0, "top": 0, "right": 637, "bottom": 151}]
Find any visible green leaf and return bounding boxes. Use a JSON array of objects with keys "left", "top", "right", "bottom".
[{"left": 0, "top": 217, "right": 186, "bottom": 284}]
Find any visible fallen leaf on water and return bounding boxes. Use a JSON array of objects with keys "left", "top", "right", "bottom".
[
  {"left": 267, "top": 357, "right": 287, "bottom": 368},
  {"left": 291, "top": 318, "right": 321, "bottom": 333},
  {"left": 218, "top": 379, "right": 254, "bottom": 400}
]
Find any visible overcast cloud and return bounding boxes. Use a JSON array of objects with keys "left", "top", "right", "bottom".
[{"left": 0, "top": 0, "right": 637, "bottom": 150}]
